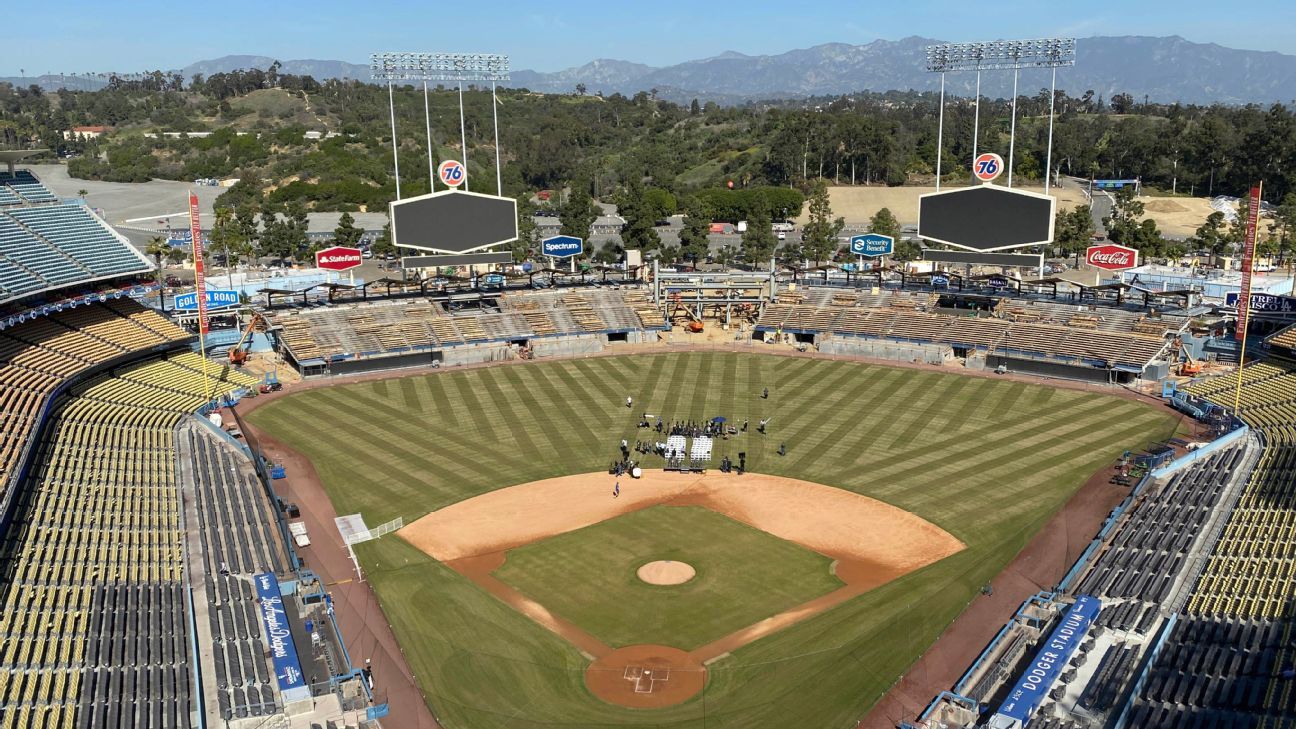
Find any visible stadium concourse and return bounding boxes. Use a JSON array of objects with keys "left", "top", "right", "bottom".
[
  {"left": 0, "top": 168, "right": 379, "bottom": 728},
  {"left": 909, "top": 327, "right": 1296, "bottom": 728}
]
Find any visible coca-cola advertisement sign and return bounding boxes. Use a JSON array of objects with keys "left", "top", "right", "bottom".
[
  {"left": 1085, "top": 244, "right": 1139, "bottom": 271},
  {"left": 315, "top": 246, "right": 363, "bottom": 271}
]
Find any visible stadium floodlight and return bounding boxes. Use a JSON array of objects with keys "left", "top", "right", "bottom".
[
  {"left": 924, "top": 38, "right": 1075, "bottom": 73},
  {"left": 925, "top": 38, "right": 1075, "bottom": 195},
  {"left": 371, "top": 52, "right": 512, "bottom": 198},
  {"left": 370, "top": 52, "right": 511, "bottom": 83}
]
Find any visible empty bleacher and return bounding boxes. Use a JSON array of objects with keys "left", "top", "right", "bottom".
[
  {"left": 1132, "top": 616, "right": 1295, "bottom": 726},
  {"left": 7, "top": 206, "right": 152, "bottom": 279},
  {"left": 182, "top": 423, "right": 288, "bottom": 720},
  {"left": 755, "top": 298, "right": 1169, "bottom": 370},
  {"left": 1184, "top": 359, "right": 1296, "bottom": 621},
  {"left": 271, "top": 287, "right": 667, "bottom": 364},
  {"left": 0, "top": 355, "right": 257, "bottom": 727},
  {"left": 1077, "top": 448, "right": 1244, "bottom": 609},
  {"left": 0, "top": 170, "right": 58, "bottom": 204},
  {"left": 0, "top": 300, "right": 190, "bottom": 495},
  {"left": 0, "top": 170, "right": 152, "bottom": 304}
]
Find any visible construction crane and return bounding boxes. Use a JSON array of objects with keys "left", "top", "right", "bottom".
[
  {"left": 1177, "top": 340, "right": 1203, "bottom": 377},
  {"left": 228, "top": 313, "right": 267, "bottom": 366}
]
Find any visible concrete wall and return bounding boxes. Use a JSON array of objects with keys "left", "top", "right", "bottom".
[
  {"left": 818, "top": 336, "right": 951, "bottom": 365},
  {"left": 987, "top": 355, "right": 1115, "bottom": 384},
  {"left": 531, "top": 334, "right": 606, "bottom": 359}
]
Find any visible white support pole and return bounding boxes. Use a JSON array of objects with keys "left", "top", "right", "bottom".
[
  {"left": 1008, "top": 67, "right": 1018, "bottom": 187},
  {"left": 936, "top": 72, "right": 945, "bottom": 192},
  {"left": 972, "top": 70, "right": 982, "bottom": 165},
  {"left": 458, "top": 79, "right": 469, "bottom": 192},
  {"left": 492, "top": 81, "right": 502, "bottom": 196},
  {"left": 423, "top": 79, "right": 435, "bottom": 192},
  {"left": 346, "top": 542, "right": 364, "bottom": 582},
  {"left": 1045, "top": 66, "right": 1058, "bottom": 194},
  {"left": 388, "top": 81, "right": 401, "bottom": 200}
]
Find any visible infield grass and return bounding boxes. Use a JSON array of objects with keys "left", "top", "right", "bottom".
[
  {"left": 494, "top": 505, "right": 842, "bottom": 649},
  {"left": 248, "top": 352, "right": 1179, "bottom": 728}
]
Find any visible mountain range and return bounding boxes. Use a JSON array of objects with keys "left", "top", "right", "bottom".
[{"left": 5, "top": 36, "right": 1296, "bottom": 105}]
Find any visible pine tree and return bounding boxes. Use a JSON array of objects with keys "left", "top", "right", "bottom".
[
  {"left": 741, "top": 208, "right": 776, "bottom": 266},
  {"left": 800, "top": 181, "right": 845, "bottom": 265},
  {"left": 679, "top": 196, "right": 712, "bottom": 264}
]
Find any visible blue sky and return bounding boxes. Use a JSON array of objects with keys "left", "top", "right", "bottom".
[{"left": 5, "top": 0, "right": 1296, "bottom": 76}]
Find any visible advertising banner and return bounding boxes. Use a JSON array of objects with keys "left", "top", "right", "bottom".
[
  {"left": 253, "top": 573, "right": 309, "bottom": 697},
  {"left": 189, "top": 192, "right": 208, "bottom": 334},
  {"left": 993, "top": 595, "right": 1101, "bottom": 724},
  {"left": 1236, "top": 185, "right": 1262, "bottom": 341}
]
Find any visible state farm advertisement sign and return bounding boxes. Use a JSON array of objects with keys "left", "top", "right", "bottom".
[
  {"left": 1085, "top": 244, "right": 1139, "bottom": 271},
  {"left": 315, "top": 246, "right": 362, "bottom": 271}
]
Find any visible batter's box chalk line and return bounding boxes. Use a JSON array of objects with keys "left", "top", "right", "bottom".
[{"left": 623, "top": 665, "right": 671, "bottom": 693}]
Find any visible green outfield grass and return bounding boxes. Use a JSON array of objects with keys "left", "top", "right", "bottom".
[
  {"left": 494, "top": 505, "right": 842, "bottom": 650},
  {"left": 248, "top": 352, "right": 1179, "bottom": 728}
]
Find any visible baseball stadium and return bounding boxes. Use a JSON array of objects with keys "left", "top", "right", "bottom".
[
  {"left": 2, "top": 37, "right": 1296, "bottom": 729},
  {"left": 1, "top": 147, "right": 1295, "bottom": 729}
]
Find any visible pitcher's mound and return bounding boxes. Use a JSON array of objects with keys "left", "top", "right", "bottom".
[{"left": 638, "top": 560, "right": 696, "bottom": 585}]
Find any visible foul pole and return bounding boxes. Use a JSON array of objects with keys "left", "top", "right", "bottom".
[{"left": 188, "top": 191, "right": 212, "bottom": 403}]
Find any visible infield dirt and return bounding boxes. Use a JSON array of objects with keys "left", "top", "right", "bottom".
[{"left": 401, "top": 470, "right": 964, "bottom": 707}]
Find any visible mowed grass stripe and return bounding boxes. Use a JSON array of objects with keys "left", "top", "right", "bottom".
[
  {"left": 502, "top": 366, "right": 604, "bottom": 455},
  {"left": 398, "top": 376, "right": 422, "bottom": 412},
  {"left": 565, "top": 360, "right": 624, "bottom": 417},
  {"left": 932, "top": 411, "right": 1172, "bottom": 510},
  {"left": 301, "top": 389, "right": 495, "bottom": 489},
  {"left": 591, "top": 353, "right": 636, "bottom": 392},
  {"left": 316, "top": 384, "right": 529, "bottom": 480},
  {"left": 887, "top": 374, "right": 975, "bottom": 449},
  {"left": 446, "top": 372, "right": 502, "bottom": 444},
  {"left": 658, "top": 354, "right": 700, "bottom": 419},
  {"left": 872, "top": 399, "right": 1137, "bottom": 489},
  {"left": 892, "top": 412, "right": 1158, "bottom": 523},
  {"left": 254, "top": 398, "right": 453, "bottom": 516},
  {"left": 474, "top": 367, "right": 548, "bottom": 459},
  {"left": 855, "top": 393, "right": 1121, "bottom": 478},
  {"left": 770, "top": 362, "right": 866, "bottom": 434},
  {"left": 785, "top": 368, "right": 917, "bottom": 471}
]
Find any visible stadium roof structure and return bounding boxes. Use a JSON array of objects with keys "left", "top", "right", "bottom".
[{"left": 0, "top": 149, "right": 47, "bottom": 174}]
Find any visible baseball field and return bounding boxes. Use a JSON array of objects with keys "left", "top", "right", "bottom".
[{"left": 246, "top": 352, "right": 1179, "bottom": 728}]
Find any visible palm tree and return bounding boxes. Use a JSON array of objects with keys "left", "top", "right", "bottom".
[
  {"left": 145, "top": 235, "right": 170, "bottom": 272},
  {"left": 77, "top": 189, "right": 88, "bottom": 200},
  {"left": 145, "top": 235, "right": 171, "bottom": 307}
]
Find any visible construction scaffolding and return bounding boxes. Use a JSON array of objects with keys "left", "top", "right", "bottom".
[{"left": 653, "top": 261, "right": 778, "bottom": 329}]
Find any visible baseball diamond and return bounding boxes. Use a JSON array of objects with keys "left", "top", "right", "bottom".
[{"left": 245, "top": 351, "right": 1178, "bottom": 728}]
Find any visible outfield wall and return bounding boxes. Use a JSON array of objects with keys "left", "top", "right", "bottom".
[
  {"left": 304, "top": 331, "right": 654, "bottom": 377},
  {"left": 818, "top": 337, "right": 951, "bottom": 365},
  {"left": 987, "top": 355, "right": 1128, "bottom": 385}
]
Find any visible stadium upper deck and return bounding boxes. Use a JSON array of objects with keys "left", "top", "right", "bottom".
[{"left": 0, "top": 169, "right": 153, "bottom": 306}]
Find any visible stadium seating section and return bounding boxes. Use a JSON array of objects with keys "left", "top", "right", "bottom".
[
  {"left": 1121, "top": 360, "right": 1296, "bottom": 724},
  {"left": 0, "top": 170, "right": 152, "bottom": 303},
  {"left": 272, "top": 287, "right": 668, "bottom": 363},
  {"left": 0, "top": 300, "right": 191, "bottom": 493},
  {"left": 0, "top": 171, "right": 57, "bottom": 204},
  {"left": 756, "top": 290, "right": 1172, "bottom": 370},
  {"left": 1267, "top": 323, "right": 1296, "bottom": 352},
  {"left": 0, "top": 352, "right": 257, "bottom": 728},
  {"left": 182, "top": 423, "right": 290, "bottom": 720}
]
